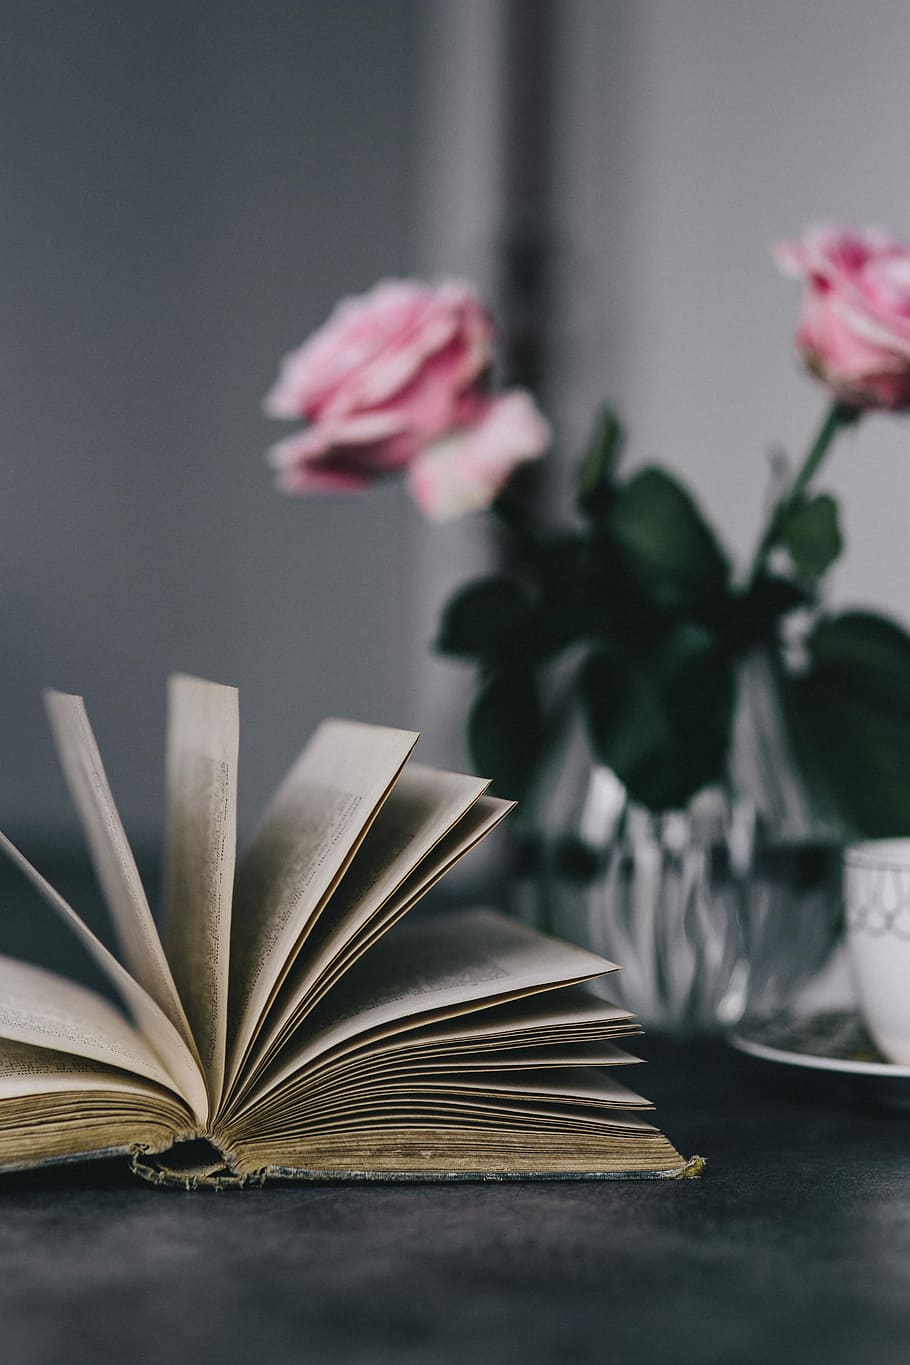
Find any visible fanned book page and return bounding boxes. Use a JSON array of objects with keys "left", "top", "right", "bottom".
[{"left": 0, "top": 678, "right": 700, "bottom": 1187}]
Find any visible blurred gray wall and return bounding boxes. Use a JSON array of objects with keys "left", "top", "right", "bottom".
[
  {"left": 5, "top": 0, "right": 910, "bottom": 860},
  {"left": 0, "top": 0, "right": 422, "bottom": 844},
  {"left": 409, "top": 0, "right": 501, "bottom": 778},
  {"left": 552, "top": 1, "right": 910, "bottom": 623}
]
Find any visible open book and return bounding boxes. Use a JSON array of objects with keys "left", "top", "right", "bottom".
[{"left": 0, "top": 677, "right": 698, "bottom": 1187}]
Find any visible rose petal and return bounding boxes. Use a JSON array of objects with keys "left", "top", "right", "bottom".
[
  {"left": 407, "top": 391, "right": 551, "bottom": 522},
  {"left": 263, "top": 278, "right": 493, "bottom": 422},
  {"left": 777, "top": 223, "right": 910, "bottom": 410}
]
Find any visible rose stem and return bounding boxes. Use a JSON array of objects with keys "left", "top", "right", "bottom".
[{"left": 747, "top": 398, "right": 857, "bottom": 586}]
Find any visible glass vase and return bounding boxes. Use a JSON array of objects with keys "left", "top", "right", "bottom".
[{"left": 512, "top": 651, "right": 845, "bottom": 1031}]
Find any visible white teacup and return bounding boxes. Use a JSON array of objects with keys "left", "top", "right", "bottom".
[{"left": 844, "top": 839, "right": 910, "bottom": 1065}]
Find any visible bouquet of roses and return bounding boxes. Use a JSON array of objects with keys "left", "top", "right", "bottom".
[{"left": 262, "top": 227, "right": 910, "bottom": 837}]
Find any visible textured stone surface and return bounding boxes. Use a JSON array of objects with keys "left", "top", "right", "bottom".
[{"left": 2, "top": 1037, "right": 910, "bottom": 1364}]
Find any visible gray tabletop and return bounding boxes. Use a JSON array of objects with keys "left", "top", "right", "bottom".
[{"left": 2, "top": 1036, "right": 909, "bottom": 1365}]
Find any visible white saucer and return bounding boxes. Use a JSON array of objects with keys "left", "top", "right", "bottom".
[{"left": 731, "top": 1011, "right": 910, "bottom": 1086}]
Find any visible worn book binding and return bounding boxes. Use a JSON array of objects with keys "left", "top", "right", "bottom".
[{"left": 0, "top": 677, "right": 698, "bottom": 1187}]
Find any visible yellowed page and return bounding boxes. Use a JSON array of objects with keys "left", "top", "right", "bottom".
[
  {"left": 239, "top": 765, "right": 489, "bottom": 1083},
  {"left": 393, "top": 984, "right": 637, "bottom": 1048},
  {"left": 241, "top": 988, "right": 641, "bottom": 1123},
  {"left": 280, "top": 992, "right": 640, "bottom": 1094},
  {"left": 226, "top": 719, "right": 418, "bottom": 1086},
  {"left": 0, "top": 954, "right": 179, "bottom": 1092},
  {"left": 0, "top": 1040, "right": 195, "bottom": 1172},
  {"left": 403, "top": 1067, "right": 652, "bottom": 1107},
  {"left": 251, "top": 909, "right": 618, "bottom": 1101},
  {"left": 296, "top": 764, "right": 489, "bottom": 971},
  {"left": 43, "top": 690, "right": 195, "bottom": 1049},
  {"left": 0, "top": 1037, "right": 190, "bottom": 1101},
  {"left": 258, "top": 1063, "right": 655, "bottom": 1132},
  {"left": 0, "top": 832, "right": 208, "bottom": 1126},
  {"left": 234, "top": 795, "right": 515, "bottom": 1098},
  {"left": 161, "top": 675, "right": 238, "bottom": 1109},
  {"left": 297, "top": 795, "right": 516, "bottom": 1014}
]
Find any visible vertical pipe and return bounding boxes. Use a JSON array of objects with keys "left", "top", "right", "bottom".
[{"left": 498, "top": 0, "right": 558, "bottom": 516}]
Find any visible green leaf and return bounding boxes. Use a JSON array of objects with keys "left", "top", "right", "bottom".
[
  {"left": 773, "top": 493, "right": 843, "bottom": 580},
  {"left": 730, "top": 573, "right": 813, "bottom": 651},
  {"left": 579, "top": 629, "right": 735, "bottom": 811},
  {"left": 660, "top": 626, "right": 736, "bottom": 801},
  {"left": 606, "top": 467, "right": 730, "bottom": 610},
  {"left": 580, "top": 647, "right": 671, "bottom": 796},
  {"left": 789, "top": 610, "right": 910, "bottom": 836},
  {"left": 534, "top": 531, "right": 586, "bottom": 591},
  {"left": 576, "top": 405, "right": 625, "bottom": 515},
  {"left": 436, "top": 576, "right": 534, "bottom": 660},
  {"left": 468, "top": 668, "right": 543, "bottom": 802},
  {"left": 553, "top": 835, "right": 601, "bottom": 883}
]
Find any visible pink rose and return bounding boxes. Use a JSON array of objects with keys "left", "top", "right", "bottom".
[
  {"left": 407, "top": 391, "right": 551, "bottom": 521},
  {"left": 775, "top": 224, "right": 910, "bottom": 410},
  {"left": 265, "top": 278, "right": 496, "bottom": 494}
]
